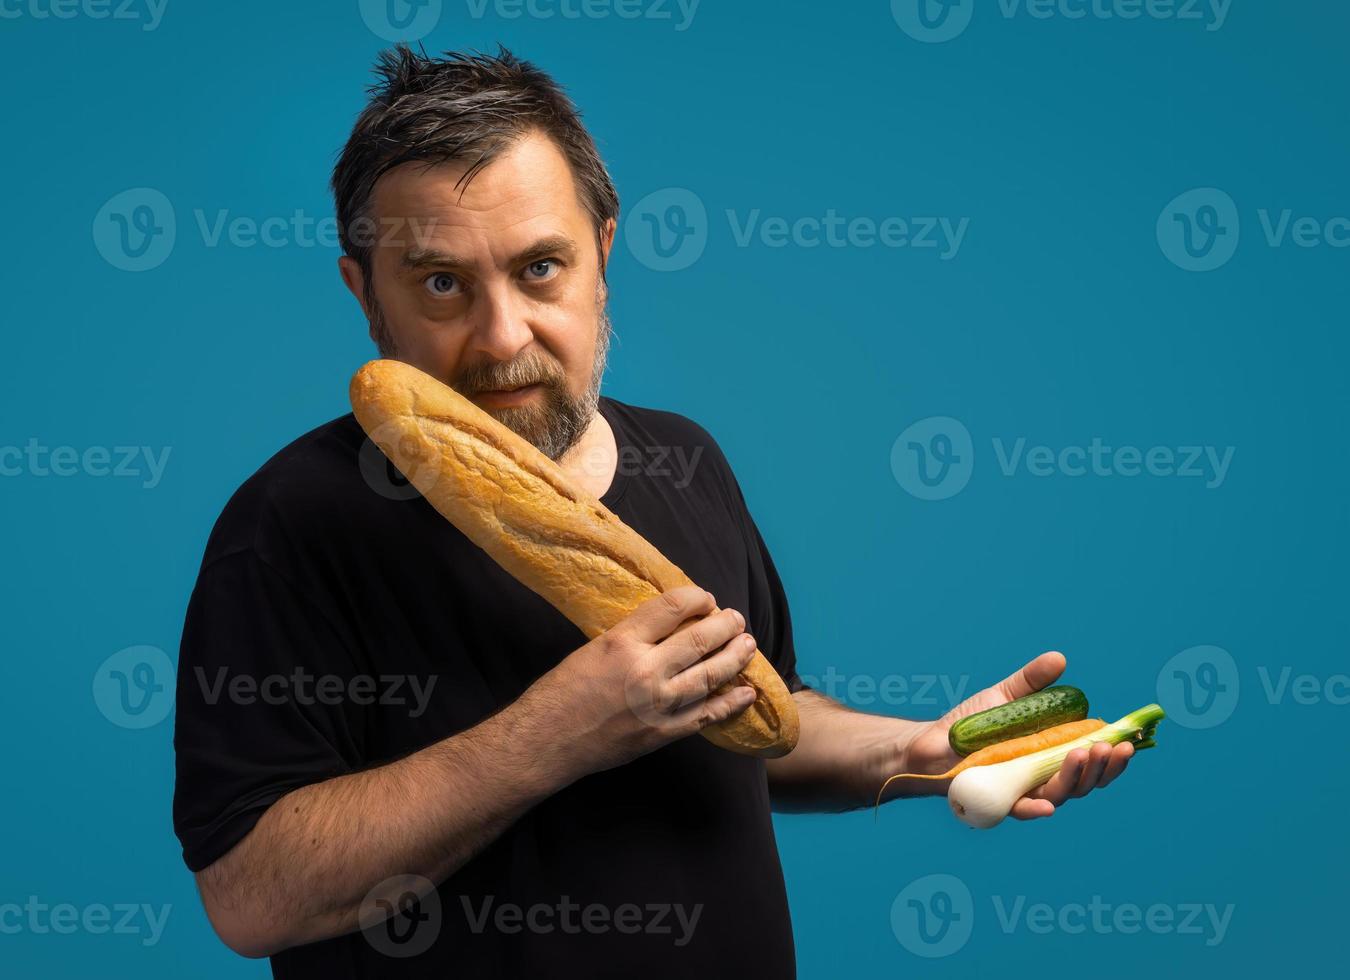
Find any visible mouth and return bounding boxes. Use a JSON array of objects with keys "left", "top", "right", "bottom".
[{"left": 474, "top": 383, "right": 543, "bottom": 407}]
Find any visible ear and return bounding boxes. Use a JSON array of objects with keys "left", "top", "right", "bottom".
[
  {"left": 338, "top": 255, "right": 369, "bottom": 317},
  {"left": 597, "top": 217, "right": 616, "bottom": 283}
]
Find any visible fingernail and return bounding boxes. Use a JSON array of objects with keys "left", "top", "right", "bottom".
[{"left": 743, "top": 634, "right": 756, "bottom": 649}]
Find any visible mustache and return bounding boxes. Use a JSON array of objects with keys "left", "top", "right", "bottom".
[{"left": 453, "top": 354, "right": 566, "bottom": 396}]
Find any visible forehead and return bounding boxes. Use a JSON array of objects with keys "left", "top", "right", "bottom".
[{"left": 369, "top": 130, "right": 591, "bottom": 245}]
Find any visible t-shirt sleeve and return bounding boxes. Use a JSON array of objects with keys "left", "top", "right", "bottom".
[
  {"left": 741, "top": 511, "right": 807, "bottom": 695},
  {"left": 172, "top": 548, "right": 366, "bottom": 872},
  {"left": 698, "top": 430, "right": 806, "bottom": 695}
]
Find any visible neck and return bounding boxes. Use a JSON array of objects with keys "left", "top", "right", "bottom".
[{"left": 557, "top": 404, "right": 618, "bottom": 501}]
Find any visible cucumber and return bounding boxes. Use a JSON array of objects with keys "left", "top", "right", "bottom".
[{"left": 948, "top": 685, "right": 1090, "bottom": 756}]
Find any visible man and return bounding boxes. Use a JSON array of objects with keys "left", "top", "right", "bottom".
[{"left": 172, "top": 46, "right": 1133, "bottom": 979}]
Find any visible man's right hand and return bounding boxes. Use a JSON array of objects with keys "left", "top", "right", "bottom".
[
  {"left": 531, "top": 585, "right": 760, "bottom": 776},
  {"left": 192, "top": 585, "right": 756, "bottom": 958}
]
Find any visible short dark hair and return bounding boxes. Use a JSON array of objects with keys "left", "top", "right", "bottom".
[{"left": 331, "top": 44, "right": 620, "bottom": 304}]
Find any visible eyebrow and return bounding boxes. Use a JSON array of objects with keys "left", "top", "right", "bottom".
[{"left": 400, "top": 234, "right": 579, "bottom": 273}]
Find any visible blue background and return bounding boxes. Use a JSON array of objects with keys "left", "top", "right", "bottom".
[{"left": 2, "top": 0, "right": 1346, "bottom": 976}]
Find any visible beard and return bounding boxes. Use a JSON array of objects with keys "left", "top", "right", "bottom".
[{"left": 369, "top": 298, "right": 613, "bottom": 462}]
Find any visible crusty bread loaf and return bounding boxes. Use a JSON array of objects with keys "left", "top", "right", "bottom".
[{"left": 349, "top": 359, "right": 799, "bottom": 758}]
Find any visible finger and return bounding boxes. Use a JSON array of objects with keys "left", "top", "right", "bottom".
[
  {"left": 659, "top": 608, "right": 747, "bottom": 673},
  {"left": 669, "top": 684, "right": 757, "bottom": 735},
  {"left": 665, "top": 632, "right": 759, "bottom": 708},
  {"left": 1028, "top": 748, "right": 1087, "bottom": 806},
  {"left": 1072, "top": 742, "right": 1113, "bottom": 797},
  {"left": 995, "top": 651, "right": 1067, "bottom": 701},
  {"left": 623, "top": 587, "right": 716, "bottom": 645},
  {"left": 1096, "top": 742, "right": 1134, "bottom": 789},
  {"left": 1011, "top": 798, "right": 1055, "bottom": 821}
]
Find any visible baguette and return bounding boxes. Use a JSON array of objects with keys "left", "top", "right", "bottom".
[{"left": 349, "top": 359, "right": 799, "bottom": 758}]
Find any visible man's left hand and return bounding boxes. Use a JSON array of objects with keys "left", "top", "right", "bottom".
[{"left": 899, "top": 652, "right": 1132, "bottom": 820}]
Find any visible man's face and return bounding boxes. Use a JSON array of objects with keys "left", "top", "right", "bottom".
[{"left": 340, "top": 130, "right": 615, "bottom": 460}]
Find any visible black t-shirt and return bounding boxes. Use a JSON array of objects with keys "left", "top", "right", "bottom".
[{"left": 172, "top": 395, "right": 803, "bottom": 979}]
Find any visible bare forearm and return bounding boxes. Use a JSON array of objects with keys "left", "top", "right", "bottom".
[
  {"left": 195, "top": 588, "right": 764, "bottom": 958},
  {"left": 198, "top": 683, "right": 579, "bottom": 957},
  {"left": 765, "top": 689, "right": 924, "bottom": 812}
]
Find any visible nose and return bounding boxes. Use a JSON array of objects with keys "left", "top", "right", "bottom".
[{"left": 468, "top": 283, "right": 534, "bottom": 363}]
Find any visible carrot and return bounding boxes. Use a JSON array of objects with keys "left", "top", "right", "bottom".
[{"left": 873, "top": 718, "right": 1107, "bottom": 817}]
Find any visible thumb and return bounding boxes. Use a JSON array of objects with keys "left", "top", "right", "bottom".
[{"left": 995, "top": 651, "right": 1067, "bottom": 701}]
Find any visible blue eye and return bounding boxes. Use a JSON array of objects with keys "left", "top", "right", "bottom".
[
  {"left": 523, "top": 259, "right": 557, "bottom": 280},
  {"left": 424, "top": 273, "right": 461, "bottom": 297}
]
